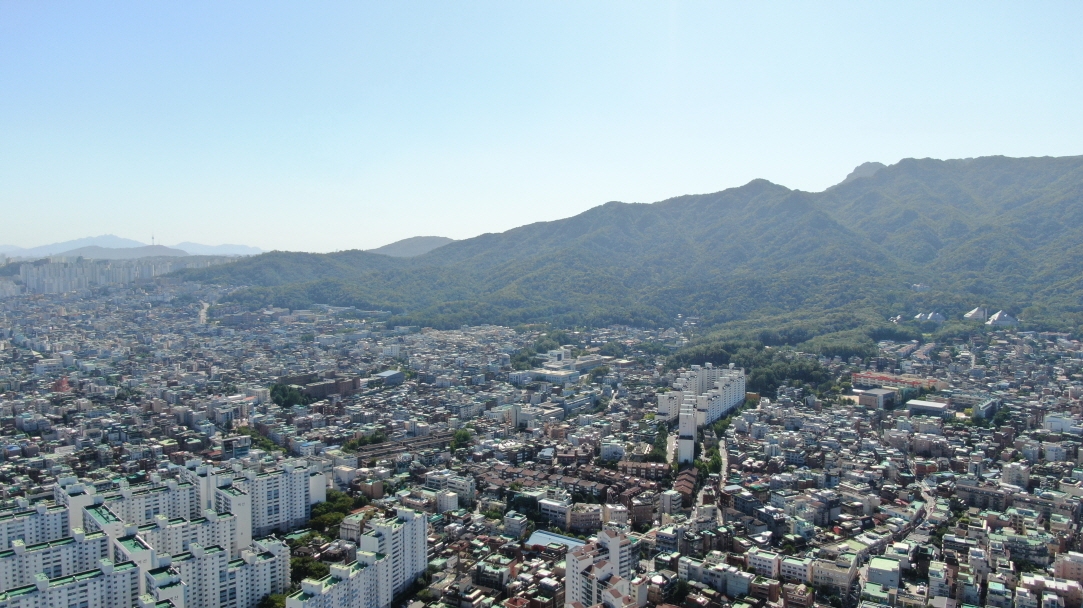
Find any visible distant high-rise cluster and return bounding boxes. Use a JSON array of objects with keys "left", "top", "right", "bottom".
[
  {"left": 659, "top": 363, "right": 746, "bottom": 426},
  {"left": 17, "top": 258, "right": 227, "bottom": 295}
]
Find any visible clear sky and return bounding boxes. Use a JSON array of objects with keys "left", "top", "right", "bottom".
[{"left": 2, "top": 3, "right": 1081, "bottom": 253}]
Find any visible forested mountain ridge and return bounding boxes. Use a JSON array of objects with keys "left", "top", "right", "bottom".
[
  {"left": 366, "top": 236, "right": 455, "bottom": 258},
  {"left": 179, "top": 155, "right": 1083, "bottom": 345}
]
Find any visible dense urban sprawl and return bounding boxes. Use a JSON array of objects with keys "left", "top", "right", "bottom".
[{"left": 0, "top": 281, "right": 1082, "bottom": 608}]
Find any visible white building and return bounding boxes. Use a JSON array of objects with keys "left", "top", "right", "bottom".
[
  {"left": 54, "top": 478, "right": 102, "bottom": 532},
  {"left": 355, "top": 508, "right": 428, "bottom": 599},
  {"left": 0, "top": 529, "right": 110, "bottom": 590},
  {"left": 0, "top": 501, "right": 69, "bottom": 549},
  {"left": 602, "top": 504, "right": 629, "bottom": 526},
  {"left": 746, "top": 546, "right": 781, "bottom": 578},
  {"left": 600, "top": 442, "right": 625, "bottom": 462},
  {"left": 659, "top": 490, "right": 683, "bottom": 515},
  {"left": 657, "top": 391, "right": 684, "bottom": 423},
  {"left": 987, "top": 311, "right": 1018, "bottom": 327},
  {"left": 0, "top": 560, "right": 141, "bottom": 608},
  {"left": 143, "top": 538, "right": 289, "bottom": 608},
  {"left": 138, "top": 510, "right": 240, "bottom": 558},
  {"left": 286, "top": 552, "right": 393, "bottom": 608},
  {"left": 867, "top": 557, "right": 901, "bottom": 589},
  {"left": 678, "top": 402, "right": 696, "bottom": 465},
  {"left": 673, "top": 364, "right": 746, "bottom": 426},
  {"left": 436, "top": 490, "right": 458, "bottom": 513},
  {"left": 540, "top": 497, "right": 572, "bottom": 529},
  {"left": 227, "top": 461, "right": 326, "bottom": 537},
  {"left": 1003, "top": 462, "right": 1031, "bottom": 488},
  {"left": 423, "top": 469, "right": 475, "bottom": 506},
  {"left": 780, "top": 556, "right": 813, "bottom": 583},
  {"left": 928, "top": 561, "right": 952, "bottom": 599},
  {"left": 100, "top": 479, "right": 201, "bottom": 526},
  {"left": 214, "top": 485, "right": 254, "bottom": 551},
  {"left": 565, "top": 531, "right": 643, "bottom": 608}
]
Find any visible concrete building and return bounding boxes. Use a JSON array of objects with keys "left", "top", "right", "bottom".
[
  {"left": 0, "top": 529, "right": 110, "bottom": 590},
  {"left": 1054, "top": 552, "right": 1083, "bottom": 582},
  {"left": 0, "top": 560, "right": 140, "bottom": 608},
  {"left": 228, "top": 461, "right": 327, "bottom": 537},
  {"left": 355, "top": 508, "right": 428, "bottom": 599},
  {"left": 0, "top": 501, "right": 70, "bottom": 549},
  {"left": 137, "top": 510, "right": 240, "bottom": 559},
  {"left": 678, "top": 402, "right": 696, "bottom": 465},
  {"left": 565, "top": 531, "right": 642, "bottom": 608},
  {"left": 868, "top": 557, "right": 901, "bottom": 589},
  {"left": 285, "top": 553, "right": 393, "bottom": 608}
]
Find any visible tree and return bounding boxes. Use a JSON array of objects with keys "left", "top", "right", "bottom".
[
  {"left": 450, "top": 429, "right": 473, "bottom": 450},
  {"left": 291, "top": 556, "right": 330, "bottom": 584},
  {"left": 234, "top": 426, "right": 284, "bottom": 453},
  {"left": 993, "top": 407, "right": 1012, "bottom": 427},
  {"left": 270, "top": 383, "right": 311, "bottom": 407},
  {"left": 257, "top": 594, "right": 287, "bottom": 608},
  {"left": 672, "top": 580, "right": 691, "bottom": 603},
  {"left": 309, "top": 512, "right": 345, "bottom": 534}
]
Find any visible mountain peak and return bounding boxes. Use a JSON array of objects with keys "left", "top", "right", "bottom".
[
  {"left": 838, "top": 161, "right": 887, "bottom": 185},
  {"left": 367, "top": 236, "right": 456, "bottom": 258}
]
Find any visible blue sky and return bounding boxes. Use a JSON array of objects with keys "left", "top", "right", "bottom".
[{"left": 2, "top": 3, "right": 1081, "bottom": 252}]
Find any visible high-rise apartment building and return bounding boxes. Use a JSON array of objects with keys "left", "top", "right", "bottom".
[
  {"left": 144, "top": 539, "right": 290, "bottom": 608},
  {"left": 678, "top": 402, "right": 696, "bottom": 465},
  {"left": 356, "top": 508, "right": 428, "bottom": 599},
  {"left": 285, "top": 552, "right": 393, "bottom": 608},
  {"left": 0, "top": 560, "right": 140, "bottom": 608},
  {"left": 565, "top": 531, "right": 644, "bottom": 608},
  {"left": 220, "top": 461, "right": 326, "bottom": 537},
  {"left": 181, "top": 459, "right": 327, "bottom": 540},
  {"left": 0, "top": 529, "right": 110, "bottom": 589},
  {"left": 0, "top": 500, "right": 69, "bottom": 549},
  {"left": 137, "top": 510, "right": 240, "bottom": 558}
]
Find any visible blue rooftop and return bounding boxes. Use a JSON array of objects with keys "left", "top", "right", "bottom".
[{"left": 526, "top": 530, "right": 585, "bottom": 550}]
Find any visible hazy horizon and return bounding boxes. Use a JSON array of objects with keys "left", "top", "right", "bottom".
[{"left": 3, "top": 3, "right": 1082, "bottom": 252}]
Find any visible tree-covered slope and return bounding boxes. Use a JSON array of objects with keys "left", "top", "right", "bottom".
[{"left": 178, "top": 154, "right": 1083, "bottom": 337}]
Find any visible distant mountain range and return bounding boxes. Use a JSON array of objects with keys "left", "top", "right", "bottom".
[
  {"left": 58, "top": 245, "right": 190, "bottom": 260},
  {"left": 164, "top": 154, "right": 1083, "bottom": 353},
  {"left": 367, "top": 236, "right": 456, "bottom": 257},
  {"left": 0, "top": 235, "right": 262, "bottom": 258},
  {"left": 0, "top": 235, "right": 147, "bottom": 257}
]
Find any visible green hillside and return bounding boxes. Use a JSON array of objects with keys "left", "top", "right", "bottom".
[{"left": 179, "top": 155, "right": 1083, "bottom": 350}]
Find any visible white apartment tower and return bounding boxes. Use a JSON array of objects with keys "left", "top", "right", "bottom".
[
  {"left": 226, "top": 461, "right": 326, "bottom": 537},
  {"left": 286, "top": 552, "right": 393, "bottom": 608},
  {"left": 214, "top": 485, "right": 253, "bottom": 551},
  {"left": 678, "top": 402, "right": 696, "bottom": 465},
  {"left": 0, "top": 529, "right": 111, "bottom": 590},
  {"left": 145, "top": 538, "right": 290, "bottom": 608},
  {"left": 673, "top": 364, "right": 746, "bottom": 426},
  {"left": 0, "top": 560, "right": 141, "bottom": 608},
  {"left": 356, "top": 508, "right": 428, "bottom": 599},
  {"left": 0, "top": 500, "right": 69, "bottom": 548},
  {"left": 53, "top": 477, "right": 100, "bottom": 532},
  {"left": 565, "top": 531, "right": 644, "bottom": 608},
  {"left": 101, "top": 479, "right": 201, "bottom": 526},
  {"left": 657, "top": 391, "right": 684, "bottom": 423},
  {"left": 137, "top": 510, "right": 240, "bottom": 558}
]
